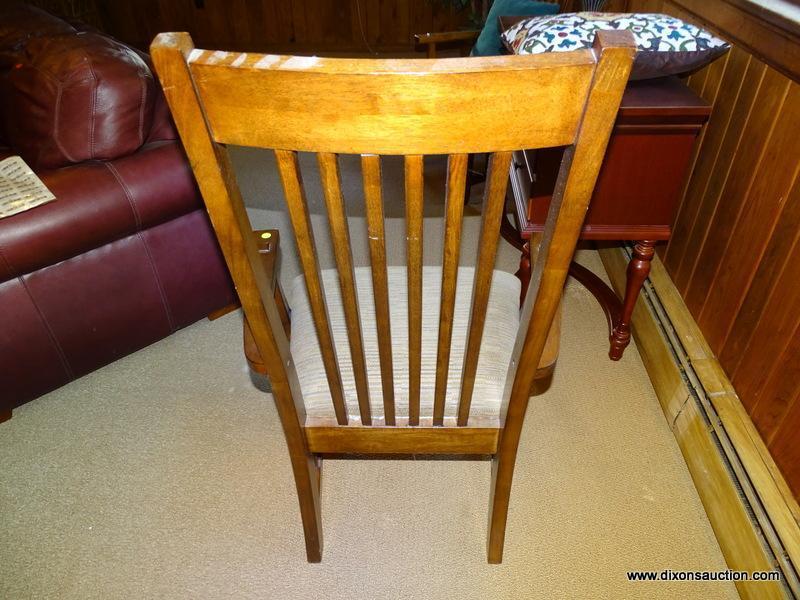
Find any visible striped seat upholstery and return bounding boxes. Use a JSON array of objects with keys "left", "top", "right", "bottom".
[{"left": 290, "top": 266, "right": 520, "bottom": 424}]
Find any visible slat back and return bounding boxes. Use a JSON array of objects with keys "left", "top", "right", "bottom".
[
  {"left": 317, "top": 153, "right": 372, "bottom": 425},
  {"left": 151, "top": 31, "right": 635, "bottom": 433},
  {"left": 404, "top": 155, "right": 424, "bottom": 427},
  {"left": 432, "top": 154, "right": 468, "bottom": 425},
  {"left": 361, "top": 155, "right": 396, "bottom": 426},
  {"left": 274, "top": 149, "right": 349, "bottom": 426},
  {"left": 457, "top": 151, "right": 513, "bottom": 426}
]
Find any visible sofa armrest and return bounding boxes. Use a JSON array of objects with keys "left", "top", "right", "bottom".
[{"left": 0, "top": 141, "right": 202, "bottom": 282}]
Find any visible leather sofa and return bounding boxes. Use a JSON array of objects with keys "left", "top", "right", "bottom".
[{"left": 0, "top": 4, "right": 236, "bottom": 419}]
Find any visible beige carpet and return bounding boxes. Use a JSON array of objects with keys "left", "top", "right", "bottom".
[{"left": 1, "top": 159, "right": 738, "bottom": 598}]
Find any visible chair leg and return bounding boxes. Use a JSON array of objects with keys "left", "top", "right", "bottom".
[
  {"left": 271, "top": 376, "right": 323, "bottom": 561},
  {"left": 292, "top": 452, "right": 324, "bottom": 562},
  {"left": 487, "top": 454, "right": 512, "bottom": 563},
  {"left": 487, "top": 397, "right": 530, "bottom": 563},
  {"left": 207, "top": 302, "right": 240, "bottom": 321}
]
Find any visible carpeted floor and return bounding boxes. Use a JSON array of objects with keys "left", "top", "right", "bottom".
[{"left": 0, "top": 152, "right": 739, "bottom": 599}]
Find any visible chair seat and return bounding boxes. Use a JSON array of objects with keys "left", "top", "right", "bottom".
[{"left": 290, "top": 266, "right": 521, "bottom": 424}]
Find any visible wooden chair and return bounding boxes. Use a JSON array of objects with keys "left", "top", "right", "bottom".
[
  {"left": 150, "top": 31, "right": 635, "bottom": 564},
  {"left": 413, "top": 3, "right": 561, "bottom": 58}
]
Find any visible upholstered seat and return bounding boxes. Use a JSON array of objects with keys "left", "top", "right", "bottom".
[{"left": 290, "top": 266, "right": 520, "bottom": 424}]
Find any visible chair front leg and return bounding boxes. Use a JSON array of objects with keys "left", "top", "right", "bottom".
[{"left": 243, "top": 229, "right": 291, "bottom": 374}]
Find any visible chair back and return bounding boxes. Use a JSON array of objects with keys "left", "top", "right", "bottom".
[
  {"left": 150, "top": 30, "right": 634, "bottom": 562},
  {"left": 151, "top": 30, "right": 633, "bottom": 431}
]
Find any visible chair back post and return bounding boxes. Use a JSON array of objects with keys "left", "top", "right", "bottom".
[
  {"left": 149, "top": 32, "right": 324, "bottom": 562},
  {"left": 487, "top": 30, "right": 636, "bottom": 563}
]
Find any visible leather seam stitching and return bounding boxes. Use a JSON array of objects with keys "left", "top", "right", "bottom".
[
  {"left": 86, "top": 59, "right": 98, "bottom": 159},
  {"left": 105, "top": 162, "right": 142, "bottom": 229},
  {"left": 137, "top": 230, "right": 177, "bottom": 332},
  {"left": 138, "top": 72, "right": 147, "bottom": 146},
  {"left": 0, "top": 250, "right": 74, "bottom": 380},
  {"left": 104, "top": 163, "right": 176, "bottom": 331}
]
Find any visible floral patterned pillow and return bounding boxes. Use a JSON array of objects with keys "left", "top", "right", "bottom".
[{"left": 501, "top": 12, "right": 729, "bottom": 80}]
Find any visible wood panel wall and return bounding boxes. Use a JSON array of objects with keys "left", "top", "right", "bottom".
[
  {"left": 627, "top": 0, "right": 800, "bottom": 499},
  {"left": 89, "top": 0, "right": 629, "bottom": 55},
  {"left": 92, "top": 0, "right": 472, "bottom": 54}
]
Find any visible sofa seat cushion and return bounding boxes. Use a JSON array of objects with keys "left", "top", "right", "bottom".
[
  {"left": 290, "top": 266, "right": 520, "bottom": 424},
  {"left": 0, "top": 141, "right": 201, "bottom": 283}
]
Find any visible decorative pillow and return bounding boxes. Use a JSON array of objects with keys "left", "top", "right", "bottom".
[
  {"left": 501, "top": 12, "right": 730, "bottom": 80},
  {"left": 472, "top": 0, "right": 559, "bottom": 57}
]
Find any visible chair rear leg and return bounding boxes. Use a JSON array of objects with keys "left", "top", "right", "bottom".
[
  {"left": 487, "top": 410, "right": 529, "bottom": 564},
  {"left": 291, "top": 452, "right": 323, "bottom": 562},
  {"left": 487, "top": 454, "right": 511, "bottom": 563}
]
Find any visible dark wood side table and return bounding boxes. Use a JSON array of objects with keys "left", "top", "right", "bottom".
[{"left": 504, "top": 76, "right": 711, "bottom": 360}]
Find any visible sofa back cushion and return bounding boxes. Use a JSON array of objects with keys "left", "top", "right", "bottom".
[{"left": 2, "top": 31, "right": 156, "bottom": 170}]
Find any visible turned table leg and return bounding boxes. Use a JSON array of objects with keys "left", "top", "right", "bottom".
[
  {"left": 609, "top": 240, "right": 656, "bottom": 360},
  {"left": 516, "top": 240, "right": 532, "bottom": 305}
]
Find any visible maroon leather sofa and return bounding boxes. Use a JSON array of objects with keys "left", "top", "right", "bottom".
[{"left": 0, "top": 4, "right": 236, "bottom": 419}]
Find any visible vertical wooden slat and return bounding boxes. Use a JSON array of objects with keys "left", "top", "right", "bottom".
[
  {"left": 362, "top": 154, "right": 395, "bottom": 426},
  {"left": 675, "top": 62, "right": 782, "bottom": 300},
  {"left": 686, "top": 63, "right": 710, "bottom": 96},
  {"left": 290, "top": 0, "right": 308, "bottom": 44},
  {"left": 275, "top": 149, "right": 349, "bottom": 426},
  {"left": 433, "top": 153, "right": 468, "bottom": 426},
  {"left": 405, "top": 155, "right": 424, "bottom": 426},
  {"left": 731, "top": 236, "right": 800, "bottom": 409},
  {"left": 273, "top": 0, "right": 296, "bottom": 45},
  {"left": 318, "top": 152, "right": 372, "bottom": 426},
  {"left": 751, "top": 318, "right": 800, "bottom": 440},
  {"left": 457, "top": 152, "right": 512, "bottom": 426},
  {"left": 662, "top": 50, "right": 731, "bottom": 262},
  {"left": 684, "top": 69, "right": 790, "bottom": 316}
]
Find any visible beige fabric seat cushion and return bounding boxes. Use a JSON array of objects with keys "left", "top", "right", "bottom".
[{"left": 289, "top": 266, "right": 520, "bottom": 424}]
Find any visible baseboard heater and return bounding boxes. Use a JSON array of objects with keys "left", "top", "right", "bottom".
[{"left": 623, "top": 243, "right": 799, "bottom": 599}]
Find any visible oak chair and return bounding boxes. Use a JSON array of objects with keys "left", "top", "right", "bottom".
[
  {"left": 413, "top": 3, "right": 561, "bottom": 58},
  {"left": 150, "top": 30, "right": 635, "bottom": 564}
]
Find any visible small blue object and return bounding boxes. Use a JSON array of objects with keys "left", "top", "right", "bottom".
[{"left": 472, "top": 0, "right": 559, "bottom": 57}]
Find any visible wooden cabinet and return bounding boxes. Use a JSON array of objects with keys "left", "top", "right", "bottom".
[
  {"left": 509, "top": 76, "right": 710, "bottom": 359},
  {"left": 525, "top": 79, "right": 708, "bottom": 239}
]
